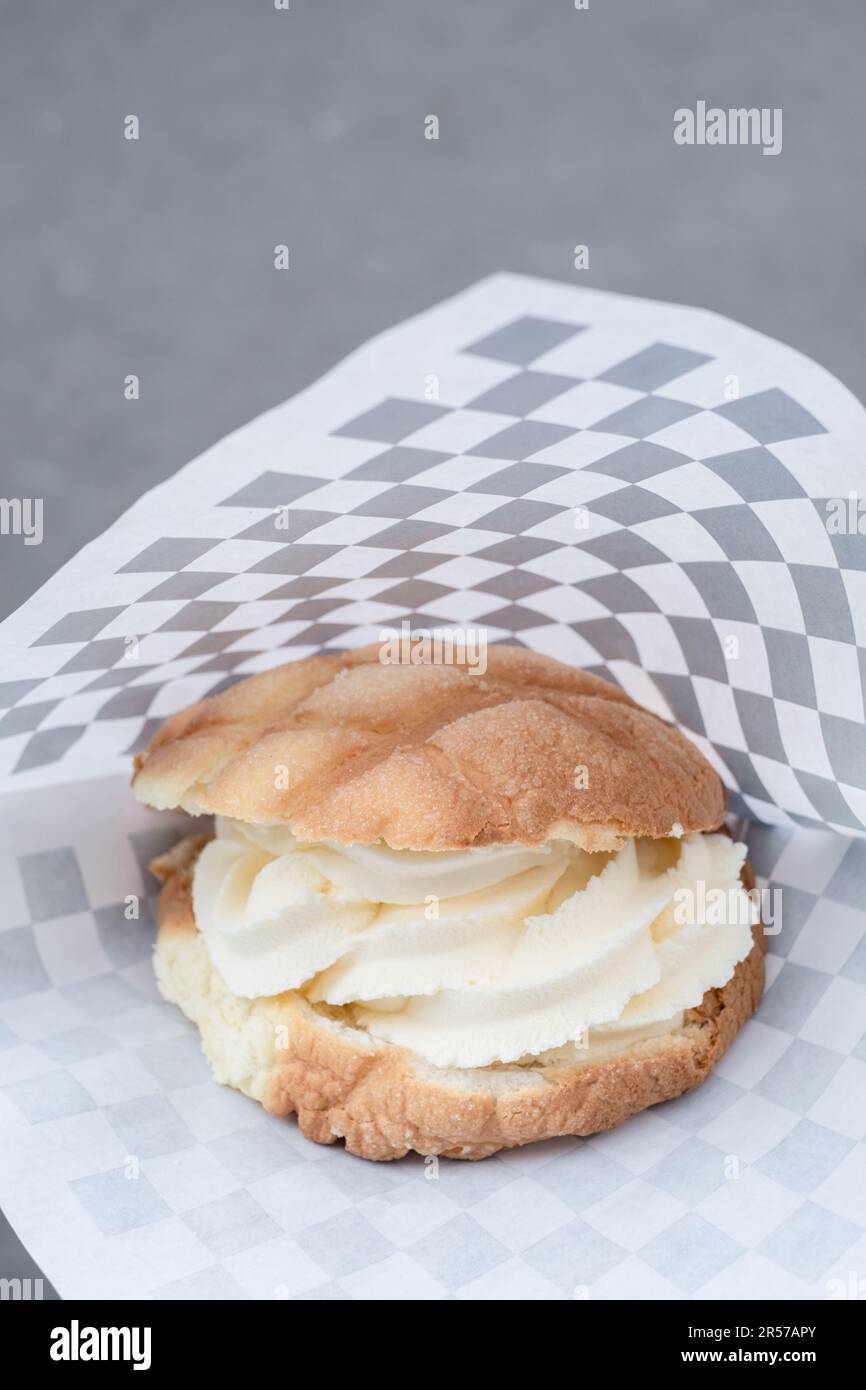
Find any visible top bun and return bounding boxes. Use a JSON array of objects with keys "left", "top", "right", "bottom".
[{"left": 132, "top": 643, "right": 725, "bottom": 851}]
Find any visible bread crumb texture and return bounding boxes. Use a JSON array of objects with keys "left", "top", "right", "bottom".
[{"left": 133, "top": 644, "right": 726, "bottom": 850}]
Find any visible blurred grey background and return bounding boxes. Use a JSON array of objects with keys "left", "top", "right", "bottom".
[
  {"left": 2, "top": 0, "right": 864, "bottom": 618},
  {"left": 0, "top": 0, "right": 863, "bottom": 1293}
]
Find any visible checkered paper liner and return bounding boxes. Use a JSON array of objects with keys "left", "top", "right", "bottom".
[
  {"left": 0, "top": 776, "right": 865, "bottom": 1300},
  {"left": 0, "top": 274, "right": 865, "bottom": 1299},
  {"left": 1, "top": 273, "right": 865, "bottom": 833}
]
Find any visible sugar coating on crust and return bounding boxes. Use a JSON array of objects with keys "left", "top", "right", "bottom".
[
  {"left": 150, "top": 837, "right": 765, "bottom": 1162},
  {"left": 132, "top": 644, "right": 726, "bottom": 850}
]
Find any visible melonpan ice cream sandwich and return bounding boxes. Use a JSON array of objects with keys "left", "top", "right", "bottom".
[{"left": 132, "top": 644, "right": 765, "bottom": 1161}]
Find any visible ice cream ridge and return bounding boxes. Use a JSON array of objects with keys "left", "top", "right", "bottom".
[{"left": 195, "top": 818, "right": 756, "bottom": 1069}]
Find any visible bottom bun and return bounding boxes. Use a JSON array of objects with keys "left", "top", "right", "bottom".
[{"left": 151, "top": 836, "right": 766, "bottom": 1162}]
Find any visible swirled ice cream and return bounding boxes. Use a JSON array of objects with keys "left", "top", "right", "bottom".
[{"left": 191, "top": 816, "right": 756, "bottom": 1069}]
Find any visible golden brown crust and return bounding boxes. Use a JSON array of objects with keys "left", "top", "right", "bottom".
[
  {"left": 133, "top": 644, "right": 726, "bottom": 850},
  {"left": 151, "top": 838, "right": 765, "bottom": 1162}
]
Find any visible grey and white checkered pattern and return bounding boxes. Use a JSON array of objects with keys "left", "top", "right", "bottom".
[
  {"left": 2, "top": 279, "right": 865, "bottom": 1299},
  {"left": 1, "top": 775, "right": 865, "bottom": 1300},
  {"left": 1, "top": 277, "right": 865, "bottom": 836}
]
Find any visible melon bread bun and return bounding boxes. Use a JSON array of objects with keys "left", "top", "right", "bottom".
[{"left": 132, "top": 643, "right": 765, "bottom": 1161}]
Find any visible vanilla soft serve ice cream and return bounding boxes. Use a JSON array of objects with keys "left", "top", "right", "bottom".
[{"left": 192, "top": 818, "right": 756, "bottom": 1069}]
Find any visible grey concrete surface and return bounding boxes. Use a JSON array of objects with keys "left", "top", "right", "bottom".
[
  {"left": 0, "top": 0, "right": 863, "bottom": 1291},
  {"left": 1, "top": 0, "right": 864, "bottom": 621}
]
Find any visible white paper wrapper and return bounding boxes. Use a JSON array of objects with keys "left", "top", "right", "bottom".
[{"left": 1, "top": 275, "right": 865, "bottom": 1300}]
